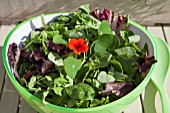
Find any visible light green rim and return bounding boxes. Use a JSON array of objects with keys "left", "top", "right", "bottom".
[{"left": 2, "top": 12, "right": 158, "bottom": 112}]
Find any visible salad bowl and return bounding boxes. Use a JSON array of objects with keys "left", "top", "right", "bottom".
[{"left": 2, "top": 7, "right": 157, "bottom": 113}]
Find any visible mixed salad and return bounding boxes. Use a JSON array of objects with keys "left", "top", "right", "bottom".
[{"left": 7, "top": 4, "right": 157, "bottom": 108}]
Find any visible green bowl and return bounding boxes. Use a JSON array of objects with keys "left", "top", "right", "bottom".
[{"left": 2, "top": 13, "right": 157, "bottom": 113}]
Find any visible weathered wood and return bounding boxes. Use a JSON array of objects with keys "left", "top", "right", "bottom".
[
  {"left": 19, "top": 98, "right": 38, "bottom": 113},
  {"left": 163, "top": 26, "right": 170, "bottom": 45},
  {"left": 0, "top": 47, "right": 5, "bottom": 98},
  {"left": 0, "top": 24, "right": 15, "bottom": 46},
  {"left": 0, "top": 74, "right": 20, "bottom": 113},
  {"left": 0, "top": 0, "right": 170, "bottom": 25}
]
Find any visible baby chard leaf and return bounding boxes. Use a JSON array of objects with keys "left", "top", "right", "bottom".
[{"left": 64, "top": 57, "right": 82, "bottom": 79}]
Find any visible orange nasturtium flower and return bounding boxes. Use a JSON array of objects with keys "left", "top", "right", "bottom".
[{"left": 68, "top": 38, "right": 88, "bottom": 54}]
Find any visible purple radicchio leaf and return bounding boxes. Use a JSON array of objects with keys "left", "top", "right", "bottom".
[
  {"left": 138, "top": 56, "right": 157, "bottom": 75},
  {"left": 7, "top": 42, "right": 17, "bottom": 62},
  {"left": 101, "top": 82, "right": 134, "bottom": 98},
  {"left": 46, "top": 40, "right": 63, "bottom": 54},
  {"left": 30, "top": 47, "right": 46, "bottom": 61},
  {"left": 91, "top": 9, "right": 128, "bottom": 31},
  {"left": 91, "top": 8, "right": 114, "bottom": 26},
  {"left": 7, "top": 43, "right": 23, "bottom": 85},
  {"left": 23, "top": 70, "right": 34, "bottom": 80},
  {"left": 28, "top": 47, "right": 54, "bottom": 75},
  {"left": 21, "top": 47, "right": 54, "bottom": 75},
  {"left": 41, "top": 59, "right": 54, "bottom": 75},
  {"left": 46, "top": 40, "right": 71, "bottom": 56}
]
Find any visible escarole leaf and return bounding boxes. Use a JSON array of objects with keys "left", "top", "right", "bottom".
[{"left": 64, "top": 57, "right": 82, "bottom": 79}]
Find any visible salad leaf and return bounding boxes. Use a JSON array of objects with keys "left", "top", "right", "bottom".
[
  {"left": 97, "top": 71, "right": 115, "bottom": 83},
  {"left": 79, "top": 4, "right": 90, "bottom": 14},
  {"left": 115, "top": 46, "right": 137, "bottom": 58},
  {"left": 48, "top": 52, "right": 64, "bottom": 67},
  {"left": 52, "top": 87, "right": 63, "bottom": 96},
  {"left": 94, "top": 34, "right": 119, "bottom": 54},
  {"left": 53, "top": 34, "right": 67, "bottom": 45},
  {"left": 98, "top": 20, "right": 112, "bottom": 36},
  {"left": 64, "top": 57, "right": 82, "bottom": 79},
  {"left": 128, "top": 35, "right": 140, "bottom": 44},
  {"left": 102, "top": 81, "right": 134, "bottom": 98},
  {"left": 66, "top": 83, "right": 95, "bottom": 100}
]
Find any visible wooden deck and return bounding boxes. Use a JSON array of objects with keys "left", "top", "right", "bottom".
[{"left": 0, "top": 23, "right": 170, "bottom": 113}]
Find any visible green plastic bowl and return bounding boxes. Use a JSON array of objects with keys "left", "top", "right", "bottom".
[{"left": 2, "top": 13, "right": 157, "bottom": 113}]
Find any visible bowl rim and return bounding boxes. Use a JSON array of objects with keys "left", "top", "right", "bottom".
[{"left": 2, "top": 12, "right": 158, "bottom": 112}]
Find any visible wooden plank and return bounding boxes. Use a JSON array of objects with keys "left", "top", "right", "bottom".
[
  {"left": 0, "top": 75, "right": 20, "bottom": 113},
  {"left": 0, "top": 24, "right": 15, "bottom": 46},
  {"left": 0, "top": 47, "right": 6, "bottom": 97},
  {"left": 19, "top": 98, "right": 37, "bottom": 113},
  {"left": 163, "top": 26, "right": 170, "bottom": 45},
  {"left": 124, "top": 97, "right": 143, "bottom": 113},
  {"left": 0, "top": 0, "right": 170, "bottom": 25}
]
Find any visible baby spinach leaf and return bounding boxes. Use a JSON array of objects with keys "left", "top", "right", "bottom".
[
  {"left": 97, "top": 71, "right": 115, "bottom": 83},
  {"left": 53, "top": 34, "right": 67, "bottom": 45},
  {"left": 98, "top": 20, "right": 112, "bottom": 36},
  {"left": 128, "top": 35, "right": 140, "bottom": 44},
  {"left": 94, "top": 34, "right": 119, "bottom": 54},
  {"left": 78, "top": 83, "right": 95, "bottom": 100},
  {"left": 48, "top": 52, "right": 64, "bottom": 67},
  {"left": 67, "top": 99, "right": 77, "bottom": 107},
  {"left": 90, "top": 52, "right": 112, "bottom": 68},
  {"left": 90, "top": 99, "right": 101, "bottom": 107},
  {"left": 66, "top": 83, "right": 95, "bottom": 100},
  {"left": 115, "top": 46, "right": 137, "bottom": 58},
  {"left": 64, "top": 57, "right": 82, "bottom": 79},
  {"left": 114, "top": 71, "right": 128, "bottom": 82},
  {"left": 69, "top": 30, "right": 86, "bottom": 38},
  {"left": 111, "top": 59, "right": 123, "bottom": 73},
  {"left": 66, "top": 84, "right": 84, "bottom": 100}
]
